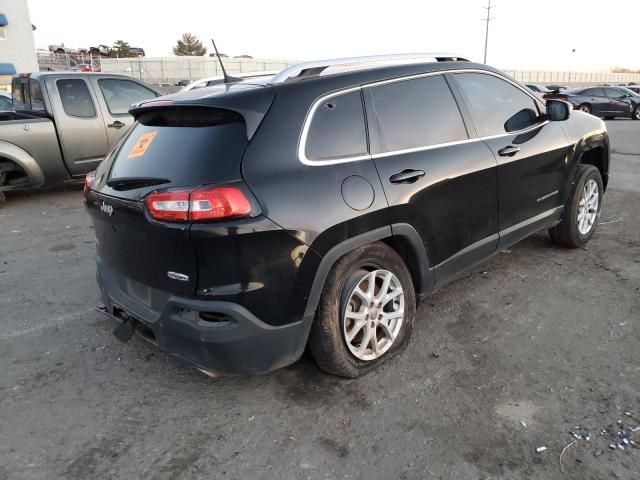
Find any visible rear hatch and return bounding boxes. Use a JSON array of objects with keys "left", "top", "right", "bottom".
[{"left": 87, "top": 106, "right": 250, "bottom": 299}]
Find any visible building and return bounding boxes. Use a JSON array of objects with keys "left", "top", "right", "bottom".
[{"left": 0, "top": 0, "right": 38, "bottom": 89}]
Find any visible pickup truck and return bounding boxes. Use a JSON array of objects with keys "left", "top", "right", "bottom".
[{"left": 0, "top": 72, "right": 160, "bottom": 196}]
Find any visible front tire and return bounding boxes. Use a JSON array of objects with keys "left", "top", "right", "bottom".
[
  {"left": 549, "top": 164, "right": 603, "bottom": 248},
  {"left": 632, "top": 105, "right": 640, "bottom": 120},
  {"left": 577, "top": 104, "right": 592, "bottom": 114},
  {"left": 309, "top": 242, "right": 416, "bottom": 377}
]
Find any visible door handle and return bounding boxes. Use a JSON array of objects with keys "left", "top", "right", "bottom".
[
  {"left": 108, "top": 121, "right": 125, "bottom": 129},
  {"left": 389, "top": 169, "right": 426, "bottom": 184},
  {"left": 498, "top": 145, "right": 520, "bottom": 157}
]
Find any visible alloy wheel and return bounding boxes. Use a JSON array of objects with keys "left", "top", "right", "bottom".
[
  {"left": 342, "top": 269, "right": 405, "bottom": 361},
  {"left": 577, "top": 179, "right": 599, "bottom": 235}
]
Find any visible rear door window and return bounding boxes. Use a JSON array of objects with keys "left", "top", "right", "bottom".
[
  {"left": 584, "top": 88, "right": 605, "bottom": 97},
  {"left": 56, "top": 79, "right": 96, "bottom": 118},
  {"left": 98, "top": 79, "right": 157, "bottom": 115},
  {"left": 106, "top": 108, "right": 247, "bottom": 187},
  {"left": 455, "top": 73, "right": 541, "bottom": 136},
  {"left": 304, "top": 89, "right": 368, "bottom": 161},
  {"left": 368, "top": 75, "right": 468, "bottom": 152}
]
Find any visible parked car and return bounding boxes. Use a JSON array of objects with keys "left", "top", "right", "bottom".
[
  {"left": 624, "top": 85, "right": 640, "bottom": 94},
  {"left": 545, "top": 86, "right": 640, "bottom": 119},
  {"left": 526, "top": 84, "right": 551, "bottom": 93},
  {"left": 85, "top": 54, "right": 609, "bottom": 377},
  {"left": 48, "top": 44, "right": 88, "bottom": 55},
  {"left": 181, "top": 71, "right": 278, "bottom": 91},
  {"left": 546, "top": 84, "right": 568, "bottom": 92},
  {"left": 48, "top": 43, "right": 68, "bottom": 54},
  {"left": 70, "top": 64, "right": 99, "bottom": 73},
  {"left": 0, "top": 73, "right": 159, "bottom": 194},
  {"left": 90, "top": 45, "right": 113, "bottom": 57},
  {"left": 525, "top": 84, "right": 551, "bottom": 101},
  {"left": 130, "top": 47, "right": 146, "bottom": 57},
  {"left": 0, "top": 91, "right": 13, "bottom": 112}
]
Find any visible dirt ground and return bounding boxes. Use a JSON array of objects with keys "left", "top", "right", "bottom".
[{"left": 1, "top": 120, "right": 638, "bottom": 480}]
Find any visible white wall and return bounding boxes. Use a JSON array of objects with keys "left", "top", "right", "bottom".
[{"left": 0, "top": 0, "right": 38, "bottom": 86}]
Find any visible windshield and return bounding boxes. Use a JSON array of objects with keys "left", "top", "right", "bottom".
[{"left": 619, "top": 87, "right": 639, "bottom": 97}]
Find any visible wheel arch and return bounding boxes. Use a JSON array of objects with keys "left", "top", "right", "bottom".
[
  {"left": 579, "top": 145, "right": 609, "bottom": 190},
  {"left": 0, "top": 141, "right": 45, "bottom": 190},
  {"left": 303, "top": 224, "right": 434, "bottom": 318}
]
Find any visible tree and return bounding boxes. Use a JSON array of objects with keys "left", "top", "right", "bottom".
[
  {"left": 173, "top": 33, "right": 207, "bottom": 56},
  {"left": 112, "top": 40, "right": 136, "bottom": 58}
]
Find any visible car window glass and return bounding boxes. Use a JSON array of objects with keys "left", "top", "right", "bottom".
[
  {"left": 56, "top": 79, "right": 96, "bottom": 118},
  {"left": 586, "top": 88, "right": 605, "bottom": 97},
  {"left": 605, "top": 88, "right": 623, "bottom": 98},
  {"left": 305, "top": 90, "right": 368, "bottom": 161},
  {"left": 455, "top": 73, "right": 540, "bottom": 136},
  {"left": 369, "top": 75, "right": 468, "bottom": 152},
  {"left": 98, "top": 79, "right": 157, "bottom": 115},
  {"left": 29, "top": 79, "right": 46, "bottom": 112},
  {"left": 0, "top": 95, "right": 12, "bottom": 111},
  {"left": 11, "top": 79, "right": 26, "bottom": 110}
]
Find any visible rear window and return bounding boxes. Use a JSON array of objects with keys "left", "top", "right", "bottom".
[
  {"left": 29, "top": 79, "right": 46, "bottom": 112},
  {"left": 106, "top": 108, "right": 247, "bottom": 186}
]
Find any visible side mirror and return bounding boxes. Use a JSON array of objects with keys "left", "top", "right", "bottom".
[{"left": 546, "top": 99, "right": 571, "bottom": 121}]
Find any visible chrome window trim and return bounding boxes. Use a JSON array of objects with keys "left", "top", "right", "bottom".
[
  {"left": 298, "top": 69, "right": 547, "bottom": 166},
  {"left": 298, "top": 86, "right": 370, "bottom": 166}
]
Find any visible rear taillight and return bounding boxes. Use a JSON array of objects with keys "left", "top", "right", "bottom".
[
  {"left": 190, "top": 187, "right": 251, "bottom": 221},
  {"left": 145, "top": 186, "right": 253, "bottom": 222},
  {"left": 544, "top": 94, "right": 568, "bottom": 101},
  {"left": 145, "top": 190, "right": 190, "bottom": 222},
  {"left": 83, "top": 172, "right": 95, "bottom": 200}
]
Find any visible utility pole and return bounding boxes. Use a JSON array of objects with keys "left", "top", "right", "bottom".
[{"left": 482, "top": 0, "right": 495, "bottom": 64}]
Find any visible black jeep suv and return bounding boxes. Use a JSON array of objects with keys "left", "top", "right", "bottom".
[{"left": 85, "top": 54, "right": 609, "bottom": 377}]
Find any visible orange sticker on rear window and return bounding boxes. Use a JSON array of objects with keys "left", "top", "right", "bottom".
[{"left": 128, "top": 131, "right": 158, "bottom": 159}]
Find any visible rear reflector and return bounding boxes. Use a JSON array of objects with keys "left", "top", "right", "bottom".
[
  {"left": 83, "top": 172, "right": 95, "bottom": 201},
  {"left": 145, "top": 186, "right": 252, "bottom": 222}
]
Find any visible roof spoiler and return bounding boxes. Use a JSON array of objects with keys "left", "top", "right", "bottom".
[{"left": 129, "top": 87, "right": 275, "bottom": 141}]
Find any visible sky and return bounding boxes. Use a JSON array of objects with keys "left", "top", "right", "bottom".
[{"left": 27, "top": 0, "right": 640, "bottom": 71}]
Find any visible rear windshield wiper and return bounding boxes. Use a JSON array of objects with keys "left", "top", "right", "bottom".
[{"left": 106, "top": 177, "right": 171, "bottom": 191}]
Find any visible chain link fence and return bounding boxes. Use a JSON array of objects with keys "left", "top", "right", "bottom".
[
  {"left": 504, "top": 70, "right": 640, "bottom": 86},
  {"left": 100, "top": 57, "right": 301, "bottom": 84},
  {"left": 67, "top": 56, "right": 640, "bottom": 87}
]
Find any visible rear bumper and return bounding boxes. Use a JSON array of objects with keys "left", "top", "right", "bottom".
[{"left": 96, "top": 257, "right": 313, "bottom": 375}]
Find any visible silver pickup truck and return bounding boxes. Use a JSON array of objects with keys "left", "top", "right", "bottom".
[{"left": 0, "top": 72, "right": 160, "bottom": 196}]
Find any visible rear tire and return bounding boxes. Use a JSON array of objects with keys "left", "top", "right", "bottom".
[
  {"left": 577, "top": 104, "right": 592, "bottom": 114},
  {"left": 549, "top": 164, "right": 603, "bottom": 248},
  {"left": 632, "top": 105, "right": 640, "bottom": 120},
  {"left": 309, "top": 242, "right": 416, "bottom": 377}
]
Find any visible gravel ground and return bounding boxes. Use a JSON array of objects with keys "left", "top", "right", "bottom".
[{"left": 1, "top": 120, "right": 638, "bottom": 480}]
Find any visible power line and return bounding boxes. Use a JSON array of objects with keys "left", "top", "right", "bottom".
[{"left": 482, "top": 0, "right": 495, "bottom": 64}]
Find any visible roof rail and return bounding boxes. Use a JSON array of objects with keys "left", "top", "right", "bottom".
[{"left": 268, "top": 53, "right": 469, "bottom": 84}]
